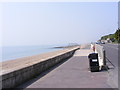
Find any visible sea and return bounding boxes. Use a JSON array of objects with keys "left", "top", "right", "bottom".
[{"left": 0, "top": 45, "right": 62, "bottom": 62}]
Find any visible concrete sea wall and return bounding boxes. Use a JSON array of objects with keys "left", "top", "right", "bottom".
[{"left": 1, "top": 47, "right": 79, "bottom": 89}]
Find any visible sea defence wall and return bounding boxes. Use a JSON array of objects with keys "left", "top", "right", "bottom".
[{"left": 0, "top": 47, "right": 79, "bottom": 89}]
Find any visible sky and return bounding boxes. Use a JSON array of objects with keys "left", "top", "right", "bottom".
[
  {"left": 118, "top": 1, "right": 120, "bottom": 28},
  {"left": 1, "top": 2, "right": 118, "bottom": 46}
]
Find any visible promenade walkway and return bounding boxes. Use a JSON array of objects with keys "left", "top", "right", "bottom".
[{"left": 18, "top": 45, "right": 111, "bottom": 88}]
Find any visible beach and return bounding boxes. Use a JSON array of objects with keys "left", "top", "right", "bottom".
[{"left": 1, "top": 46, "right": 80, "bottom": 75}]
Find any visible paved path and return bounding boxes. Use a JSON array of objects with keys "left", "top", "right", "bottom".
[{"left": 18, "top": 49, "right": 111, "bottom": 88}]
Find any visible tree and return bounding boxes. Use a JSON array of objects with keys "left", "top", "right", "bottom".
[{"left": 114, "top": 28, "right": 120, "bottom": 43}]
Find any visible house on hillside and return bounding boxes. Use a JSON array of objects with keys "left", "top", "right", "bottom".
[{"left": 106, "top": 38, "right": 112, "bottom": 43}]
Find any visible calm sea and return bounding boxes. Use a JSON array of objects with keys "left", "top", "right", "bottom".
[{"left": 1, "top": 45, "right": 62, "bottom": 62}]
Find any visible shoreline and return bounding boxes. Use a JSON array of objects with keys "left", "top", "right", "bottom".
[
  {"left": 2, "top": 45, "right": 80, "bottom": 62},
  {"left": 1, "top": 46, "right": 80, "bottom": 75},
  {"left": 2, "top": 46, "right": 62, "bottom": 62}
]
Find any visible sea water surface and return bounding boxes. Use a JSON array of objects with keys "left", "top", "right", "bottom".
[{"left": 1, "top": 45, "right": 62, "bottom": 62}]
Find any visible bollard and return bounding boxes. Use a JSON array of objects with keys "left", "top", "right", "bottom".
[{"left": 93, "top": 45, "right": 95, "bottom": 52}]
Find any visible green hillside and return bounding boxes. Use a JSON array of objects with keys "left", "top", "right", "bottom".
[
  {"left": 101, "top": 28, "right": 120, "bottom": 43},
  {"left": 101, "top": 34, "right": 114, "bottom": 40}
]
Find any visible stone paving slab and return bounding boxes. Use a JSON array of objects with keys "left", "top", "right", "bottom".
[{"left": 19, "top": 49, "right": 111, "bottom": 88}]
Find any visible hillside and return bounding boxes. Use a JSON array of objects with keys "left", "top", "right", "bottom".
[
  {"left": 100, "top": 29, "right": 120, "bottom": 43},
  {"left": 101, "top": 34, "right": 114, "bottom": 40}
]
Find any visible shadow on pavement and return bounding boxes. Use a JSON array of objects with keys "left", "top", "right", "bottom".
[{"left": 16, "top": 56, "right": 73, "bottom": 89}]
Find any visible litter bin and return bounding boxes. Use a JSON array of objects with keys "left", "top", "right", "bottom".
[{"left": 88, "top": 53, "right": 99, "bottom": 72}]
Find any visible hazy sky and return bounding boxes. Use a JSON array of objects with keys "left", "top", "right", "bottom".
[{"left": 1, "top": 2, "right": 118, "bottom": 46}]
